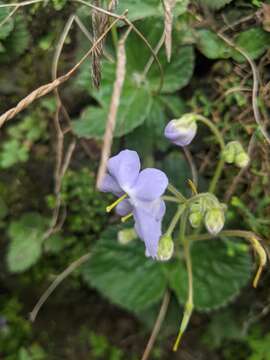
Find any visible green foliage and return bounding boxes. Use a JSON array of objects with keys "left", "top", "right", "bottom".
[
  {"left": 0, "top": 7, "right": 14, "bottom": 40},
  {"left": 247, "top": 330, "right": 270, "bottom": 360},
  {"left": 17, "top": 345, "right": 46, "bottom": 360},
  {"left": 89, "top": 332, "right": 124, "bottom": 360},
  {"left": 196, "top": 28, "right": 270, "bottom": 62},
  {"left": 116, "top": 0, "right": 189, "bottom": 21},
  {"left": 166, "top": 239, "right": 252, "bottom": 311},
  {"left": 73, "top": 20, "right": 194, "bottom": 139},
  {"left": 6, "top": 213, "right": 47, "bottom": 273},
  {"left": 197, "top": 0, "right": 234, "bottom": 10},
  {"left": 0, "top": 12, "right": 30, "bottom": 63},
  {"left": 0, "top": 296, "right": 31, "bottom": 354},
  {"left": 232, "top": 28, "right": 270, "bottom": 63},
  {"left": 53, "top": 168, "right": 110, "bottom": 234},
  {"left": 0, "top": 111, "right": 48, "bottom": 169},
  {"left": 82, "top": 226, "right": 252, "bottom": 313},
  {"left": 82, "top": 226, "right": 166, "bottom": 312},
  {"left": 196, "top": 29, "right": 232, "bottom": 59},
  {"left": 202, "top": 309, "right": 244, "bottom": 349}
]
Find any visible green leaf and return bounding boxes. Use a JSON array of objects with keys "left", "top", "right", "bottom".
[
  {"left": 72, "top": 83, "right": 152, "bottom": 139},
  {"left": 116, "top": 0, "right": 189, "bottom": 22},
  {"left": 0, "top": 7, "right": 14, "bottom": 40},
  {"left": 196, "top": 29, "right": 232, "bottom": 59},
  {"left": 233, "top": 27, "right": 270, "bottom": 62},
  {"left": 0, "top": 15, "right": 30, "bottom": 63},
  {"left": 117, "top": 0, "right": 162, "bottom": 21},
  {"left": 196, "top": 27, "right": 270, "bottom": 62},
  {"left": 73, "top": 20, "right": 194, "bottom": 139},
  {"left": 81, "top": 226, "right": 166, "bottom": 312},
  {"left": 7, "top": 213, "right": 47, "bottom": 273},
  {"left": 166, "top": 239, "right": 252, "bottom": 311},
  {"left": 197, "top": 0, "right": 234, "bottom": 10}
]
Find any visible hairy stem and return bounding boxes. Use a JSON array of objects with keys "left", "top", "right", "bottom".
[{"left": 173, "top": 211, "right": 194, "bottom": 351}]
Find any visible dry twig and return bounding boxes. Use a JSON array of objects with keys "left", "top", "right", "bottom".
[
  {"left": 141, "top": 290, "right": 171, "bottom": 360},
  {"left": 30, "top": 252, "right": 91, "bottom": 322},
  {"left": 163, "top": 0, "right": 176, "bottom": 62},
  {"left": 96, "top": 27, "right": 131, "bottom": 189}
]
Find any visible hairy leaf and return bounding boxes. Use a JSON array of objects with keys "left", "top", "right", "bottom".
[
  {"left": 166, "top": 239, "right": 252, "bottom": 311},
  {"left": 7, "top": 213, "right": 46, "bottom": 273},
  {"left": 81, "top": 226, "right": 166, "bottom": 312}
]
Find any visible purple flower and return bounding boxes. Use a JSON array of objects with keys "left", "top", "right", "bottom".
[
  {"left": 164, "top": 114, "right": 197, "bottom": 147},
  {"left": 99, "top": 150, "right": 168, "bottom": 258}
]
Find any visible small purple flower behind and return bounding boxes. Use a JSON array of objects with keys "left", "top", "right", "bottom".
[
  {"left": 164, "top": 113, "right": 197, "bottom": 147},
  {"left": 99, "top": 150, "right": 168, "bottom": 258}
]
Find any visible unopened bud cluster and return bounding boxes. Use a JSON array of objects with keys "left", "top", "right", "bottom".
[
  {"left": 188, "top": 195, "right": 226, "bottom": 235},
  {"left": 223, "top": 141, "right": 249, "bottom": 168}
]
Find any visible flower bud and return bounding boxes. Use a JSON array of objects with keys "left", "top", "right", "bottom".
[
  {"left": 223, "top": 141, "right": 249, "bottom": 168},
  {"left": 235, "top": 152, "right": 249, "bottom": 168},
  {"left": 164, "top": 113, "right": 198, "bottom": 147},
  {"left": 204, "top": 208, "right": 225, "bottom": 235},
  {"left": 117, "top": 228, "right": 137, "bottom": 245},
  {"left": 157, "top": 235, "right": 174, "bottom": 261},
  {"left": 222, "top": 141, "right": 238, "bottom": 164},
  {"left": 189, "top": 211, "right": 203, "bottom": 228}
]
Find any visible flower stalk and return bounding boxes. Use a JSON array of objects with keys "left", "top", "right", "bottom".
[{"left": 173, "top": 210, "right": 194, "bottom": 351}]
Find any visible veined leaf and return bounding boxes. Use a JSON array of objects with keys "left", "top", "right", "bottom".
[
  {"left": 7, "top": 213, "right": 47, "bottom": 273},
  {"left": 166, "top": 238, "right": 252, "bottom": 311},
  {"left": 81, "top": 226, "right": 166, "bottom": 312}
]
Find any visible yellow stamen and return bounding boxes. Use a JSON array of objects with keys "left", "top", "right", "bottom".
[
  {"left": 121, "top": 213, "right": 133, "bottom": 223},
  {"left": 187, "top": 179, "right": 198, "bottom": 195},
  {"left": 106, "top": 194, "right": 127, "bottom": 213}
]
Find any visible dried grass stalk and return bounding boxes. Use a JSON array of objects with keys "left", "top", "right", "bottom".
[
  {"left": 96, "top": 27, "right": 131, "bottom": 189},
  {"left": 163, "top": 0, "right": 176, "bottom": 62},
  {"left": 0, "top": 17, "right": 120, "bottom": 129}
]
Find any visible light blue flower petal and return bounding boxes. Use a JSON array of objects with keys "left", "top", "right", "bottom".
[
  {"left": 115, "top": 199, "right": 133, "bottom": 216},
  {"left": 132, "top": 168, "right": 168, "bottom": 201},
  {"left": 98, "top": 174, "right": 124, "bottom": 196},
  {"left": 108, "top": 150, "right": 140, "bottom": 191},
  {"left": 133, "top": 207, "right": 162, "bottom": 258}
]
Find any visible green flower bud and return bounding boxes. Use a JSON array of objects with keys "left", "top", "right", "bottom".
[
  {"left": 204, "top": 208, "right": 225, "bottom": 235},
  {"left": 157, "top": 235, "right": 174, "bottom": 261},
  {"left": 222, "top": 141, "right": 239, "bottom": 163},
  {"left": 189, "top": 211, "right": 203, "bottom": 228},
  {"left": 117, "top": 228, "right": 137, "bottom": 245},
  {"left": 223, "top": 141, "right": 249, "bottom": 168},
  {"left": 235, "top": 152, "right": 250, "bottom": 168}
]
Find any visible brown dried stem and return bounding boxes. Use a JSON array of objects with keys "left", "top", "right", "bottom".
[
  {"left": 217, "top": 32, "right": 270, "bottom": 146},
  {"left": 0, "top": 15, "right": 123, "bottom": 128},
  {"left": 30, "top": 252, "right": 91, "bottom": 322},
  {"left": 96, "top": 26, "right": 131, "bottom": 189},
  {"left": 163, "top": 0, "right": 176, "bottom": 62},
  {"left": 141, "top": 290, "right": 171, "bottom": 360}
]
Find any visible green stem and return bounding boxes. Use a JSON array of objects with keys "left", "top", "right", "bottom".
[
  {"left": 167, "top": 184, "right": 187, "bottom": 202},
  {"left": 208, "top": 158, "right": 225, "bottom": 194},
  {"left": 173, "top": 211, "right": 194, "bottom": 352},
  {"left": 196, "top": 115, "right": 226, "bottom": 194},
  {"left": 188, "top": 229, "right": 259, "bottom": 242},
  {"left": 166, "top": 205, "right": 186, "bottom": 237},
  {"left": 187, "top": 229, "right": 266, "bottom": 288},
  {"left": 162, "top": 195, "right": 181, "bottom": 203},
  {"left": 110, "top": 21, "right": 118, "bottom": 52}
]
